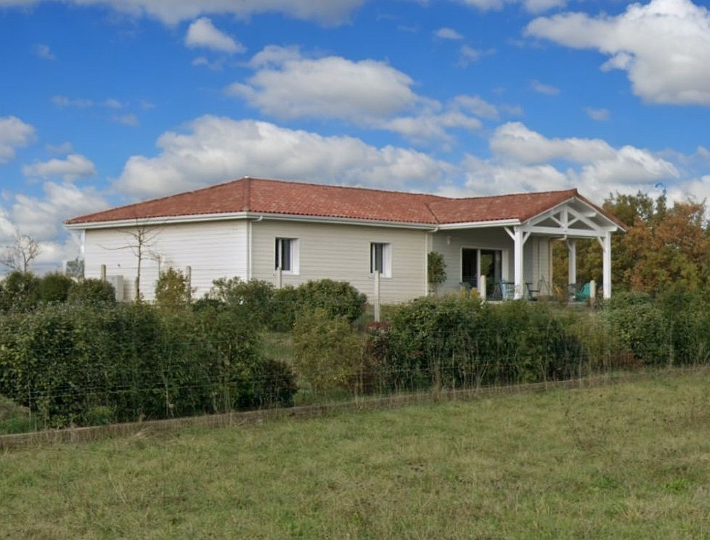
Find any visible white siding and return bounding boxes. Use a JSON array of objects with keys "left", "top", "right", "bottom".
[
  {"left": 251, "top": 220, "right": 428, "bottom": 304},
  {"left": 84, "top": 221, "right": 247, "bottom": 301}
]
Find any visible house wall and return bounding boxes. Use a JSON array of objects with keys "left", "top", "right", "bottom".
[
  {"left": 250, "top": 219, "right": 428, "bottom": 304},
  {"left": 84, "top": 220, "right": 248, "bottom": 301}
]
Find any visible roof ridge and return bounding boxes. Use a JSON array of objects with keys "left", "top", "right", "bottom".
[{"left": 430, "top": 187, "right": 578, "bottom": 204}]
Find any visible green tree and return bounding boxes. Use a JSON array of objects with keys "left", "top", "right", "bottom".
[{"left": 155, "top": 267, "right": 192, "bottom": 309}]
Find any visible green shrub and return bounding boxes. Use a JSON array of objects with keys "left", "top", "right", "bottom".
[
  {"left": 604, "top": 293, "right": 670, "bottom": 366},
  {"left": 296, "top": 279, "right": 367, "bottom": 323},
  {"left": 293, "top": 308, "right": 364, "bottom": 393},
  {"left": 0, "top": 301, "right": 298, "bottom": 428},
  {"left": 208, "top": 277, "right": 275, "bottom": 327},
  {"left": 39, "top": 272, "right": 74, "bottom": 304},
  {"left": 269, "top": 285, "right": 299, "bottom": 332},
  {"left": 376, "top": 295, "right": 583, "bottom": 391},
  {"left": 67, "top": 278, "right": 117, "bottom": 306},
  {"left": 155, "top": 267, "right": 192, "bottom": 309},
  {"left": 0, "top": 271, "right": 40, "bottom": 312}
]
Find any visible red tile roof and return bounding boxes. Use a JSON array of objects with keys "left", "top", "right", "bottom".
[{"left": 65, "top": 176, "right": 616, "bottom": 227}]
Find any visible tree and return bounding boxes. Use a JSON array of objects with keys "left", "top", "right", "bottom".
[
  {"left": 155, "top": 267, "right": 193, "bottom": 309},
  {"left": 1, "top": 232, "right": 41, "bottom": 273},
  {"left": 427, "top": 251, "right": 447, "bottom": 295},
  {"left": 105, "top": 222, "right": 161, "bottom": 302},
  {"left": 554, "top": 191, "right": 710, "bottom": 296}
]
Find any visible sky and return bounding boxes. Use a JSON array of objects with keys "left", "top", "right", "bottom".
[{"left": 1, "top": 0, "right": 710, "bottom": 272}]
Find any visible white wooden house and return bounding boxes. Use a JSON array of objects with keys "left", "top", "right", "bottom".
[{"left": 64, "top": 177, "right": 625, "bottom": 303}]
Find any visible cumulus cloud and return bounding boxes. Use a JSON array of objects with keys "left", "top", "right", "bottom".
[
  {"left": 185, "top": 17, "right": 245, "bottom": 54},
  {"left": 0, "top": 181, "right": 108, "bottom": 257},
  {"left": 0, "top": 116, "right": 35, "bottom": 163},
  {"left": 51, "top": 95, "right": 94, "bottom": 108},
  {"left": 34, "top": 43, "right": 55, "bottom": 60},
  {"left": 0, "top": 0, "right": 366, "bottom": 26},
  {"left": 456, "top": 0, "right": 566, "bottom": 13},
  {"left": 526, "top": 0, "right": 710, "bottom": 105},
  {"left": 467, "top": 121, "right": 682, "bottom": 200},
  {"left": 113, "top": 115, "right": 455, "bottom": 198},
  {"left": 22, "top": 154, "right": 97, "bottom": 182},
  {"left": 113, "top": 114, "right": 139, "bottom": 126},
  {"left": 584, "top": 107, "right": 610, "bottom": 121},
  {"left": 530, "top": 80, "right": 560, "bottom": 95},
  {"left": 228, "top": 47, "right": 488, "bottom": 142},
  {"left": 435, "top": 27, "right": 464, "bottom": 40}
]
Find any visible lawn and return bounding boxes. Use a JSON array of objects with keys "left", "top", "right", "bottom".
[{"left": 2, "top": 372, "right": 710, "bottom": 539}]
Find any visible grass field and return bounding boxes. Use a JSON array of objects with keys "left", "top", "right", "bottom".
[{"left": 3, "top": 372, "right": 710, "bottom": 539}]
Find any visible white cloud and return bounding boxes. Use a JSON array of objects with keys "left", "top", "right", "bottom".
[
  {"left": 34, "top": 43, "right": 55, "bottom": 60},
  {"left": 1, "top": 182, "right": 108, "bottom": 247},
  {"left": 584, "top": 107, "right": 610, "bottom": 121},
  {"left": 46, "top": 142, "right": 73, "bottom": 154},
  {"left": 228, "top": 51, "right": 420, "bottom": 121},
  {"left": 22, "top": 154, "right": 97, "bottom": 182},
  {"left": 0, "top": 0, "right": 366, "bottom": 26},
  {"left": 526, "top": 0, "right": 710, "bottom": 105},
  {"left": 51, "top": 95, "right": 94, "bottom": 108},
  {"left": 0, "top": 116, "right": 35, "bottom": 163},
  {"left": 435, "top": 27, "right": 464, "bottom": 40},
  {"left": 192, "top": 56, "right": 223, "bottom": 70},
  {"left": 104, "top": 98, "right": 123, "bottom": 108},
  {"left": 531, "top": 79, "right": 560, "bottom": 95},
  {"left": 113, "top": 114, "right": 139, "bottom": 126},
  {"left": 452, "top": 95, "right": 499, "bottom": 120},
  {"left": 455, "top": 0, "right": 566, "bottom": 13},
  {"left": 113, "top": 115, "right": 455, "bottom": 198},
  {"left": 474, "top": 121, "right": 681, "bottom": 200},
  {"left": 185, "top": 17, "right": 245, "bottom": 54},
  {"left": 228, "top": 47, "right": 485, "bottom": 142}
]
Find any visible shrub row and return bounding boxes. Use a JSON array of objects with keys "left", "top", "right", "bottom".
[
  {"left": 0, "top": 302, "right": 297, "bottom": 428},
  {"left": 201, "top": 277, "right": 368, "bottom": 331},
  {"left": 0, "top": 271, "right": 116, "bottom": 312}
]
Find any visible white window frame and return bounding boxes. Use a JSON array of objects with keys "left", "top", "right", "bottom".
[
  {"left": 370, "top": 242, "right": 392, "bottom": 278},
  {"left": 275, "top": 238, "right": 299, "bottom": 275}
]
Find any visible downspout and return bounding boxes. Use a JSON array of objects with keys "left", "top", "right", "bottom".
[{"left": 246, "top": 215, "right": 263, "bottom": 281}]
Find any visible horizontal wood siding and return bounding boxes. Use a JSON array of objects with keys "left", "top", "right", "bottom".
[
  {"left": 84, "top": 221, "right": 247, "bottom": 301},
  {"left": 251, "top": 220, "right": 427, "bottom": 304}
]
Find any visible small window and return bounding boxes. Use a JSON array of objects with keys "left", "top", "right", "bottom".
[
  {"left": 370, "top": 242, "right": 391, "bottom": 277},
  {"left": 275, "top": 238, "right": 299, "bottom": 274}
]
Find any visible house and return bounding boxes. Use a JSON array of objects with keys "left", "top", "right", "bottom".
[{"left": 64, "top": 176, "right": 625, "bottom": 303}]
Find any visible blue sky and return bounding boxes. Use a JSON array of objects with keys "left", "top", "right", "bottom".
[{"left": 1, "top": 0, "right": 709, "bottom": 271}]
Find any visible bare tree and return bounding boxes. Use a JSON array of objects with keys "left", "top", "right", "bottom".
[
  {"left": 105, "top": 222, "right": 162, "bottom": 302},
  {"left": 1, "top": 232, "right": 41, "bottom": 272}
]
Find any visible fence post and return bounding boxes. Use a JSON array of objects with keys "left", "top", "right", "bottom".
[
  {"left": 590, "top": 280, "right": 596, "bottom": 307},
  {"left": 374, "top": 271, "right": 381, "bottom": 322},
  {"left": 186, "top": 265, "right": 192, "bottom": 303},
  {"left": 100, "top": 264, "right": 106, "bottom": 281},
  {"left": 276, "top": 267, "right": 283, "bottom": 289},
  {"left": 479, "top": 275, "right": 486, "bottom": 301}
]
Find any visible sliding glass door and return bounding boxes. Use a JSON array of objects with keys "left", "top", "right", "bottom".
[{"left": 461, "top": 248, "right": 502, "bottom": 287}]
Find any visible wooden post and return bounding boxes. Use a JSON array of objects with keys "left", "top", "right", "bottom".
[
  {"left": 100, "top": 264, "right": 106, "bottom": 281},
  {"left": 590, "top": 280, "right": 596, "bottom": 308},
  {"left": 186, "top": 266, "right": 192, "bottom": 304},
  {"left": 276, "top": 267, "right": 283, "bottom": 289},
  {"left": 479, "top": 274, "right": 487, "bottom": 301},
  {"left": 373, "top": 271, "right": 381, "bottom": 322}
]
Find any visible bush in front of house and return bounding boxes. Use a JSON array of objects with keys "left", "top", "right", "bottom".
[
  {"left": 369, "top": 295, "right": 585, "bottom": 392},
  {"left": 293, "top": 308, "right": 364, "bottom": 394},
  {"left": 66, "top": 278, "right": 117, "bottom": 306},
  {"left": 296, "top": 279, "right": 367, "bottom": 323},
  {"left": 0, "top": 301, "right": 298, "bottom": 428}
]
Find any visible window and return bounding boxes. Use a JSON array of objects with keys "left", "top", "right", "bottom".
[
  {"left": 370, "top": 242, "right": 391, "bottom": 277},
  {"left": 275, "top": 238, "right": 299, "bottom": 274}
]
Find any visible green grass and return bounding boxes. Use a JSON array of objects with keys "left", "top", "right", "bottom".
[
  {"left": 0, "top": 394, "right": 35, "bottom": 435},
  {"left": 3, "top": 373, "right": 710, "bottom": 539}
]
